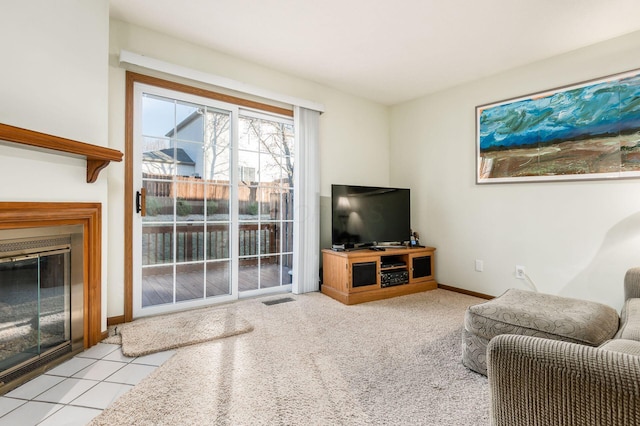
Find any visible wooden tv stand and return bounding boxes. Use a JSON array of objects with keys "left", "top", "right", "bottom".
[{"left": 321, "top": 246, "right": 437, "bottom": 305}]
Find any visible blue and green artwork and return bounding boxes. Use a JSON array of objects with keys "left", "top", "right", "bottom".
[{"left": 477, "top": 70, "right": 640, "bottom": 182}]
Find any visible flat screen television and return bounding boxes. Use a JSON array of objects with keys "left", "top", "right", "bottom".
[{"left": 331, "top": 184, "right": 411, "bottom": 247}]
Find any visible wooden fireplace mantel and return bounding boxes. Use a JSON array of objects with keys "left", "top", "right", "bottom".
[{"left": 0, "top": 123, "right": 123, "bottom": 183}]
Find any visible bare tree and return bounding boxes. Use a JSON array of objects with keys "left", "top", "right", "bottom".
[
  {"left": 245, "top": 118, "right": 294, "bottom": 187},
  {"left": 204, "top": 109, "right": 231, "bottom": 180}
]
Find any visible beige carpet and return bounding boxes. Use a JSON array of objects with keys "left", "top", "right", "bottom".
[
  {"left": 90, "top": 290, "right": 489, "bottom": 425},
  {"left": 104, "top": 307, "right": 253, "bottom": 357}
]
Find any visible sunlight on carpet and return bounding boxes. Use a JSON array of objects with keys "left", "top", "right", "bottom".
[{"left": 91, "top": 290, "right": 489, "bottom": 425}]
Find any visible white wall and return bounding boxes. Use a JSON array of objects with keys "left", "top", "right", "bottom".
[
  {"left": 5, "top": 5, "right": 638, "bottom": 321},
  {"left": 390, "top": 30, "right": 640, "bottom": 311},
  {"left": 0, "top": 1, "right": 110, "bottom": 329},
  {"left": 106, "top": 20, "right": 389, "bottom": 317}
]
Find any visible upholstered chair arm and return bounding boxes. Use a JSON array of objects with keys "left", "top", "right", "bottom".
[
  {"left": 487, "top": 334, "right": 640, "bottom": 426},
  {"left": 624, "top": 267, "right": 640, "bottom": 300}
]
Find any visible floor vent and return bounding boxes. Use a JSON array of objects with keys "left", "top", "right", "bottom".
[{"left": 263, "top": 297, "right": 295, "bottom": 306}]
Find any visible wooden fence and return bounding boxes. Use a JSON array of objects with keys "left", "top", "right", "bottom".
[
  {"left": 143, "top": 174, "right": 291, "bottom": 201},
  {"left": 143, "top": 174, "right": 293, "bottom": 218},
  {"left": 143, "top": 174, "right": 229, "bottom": 202}
]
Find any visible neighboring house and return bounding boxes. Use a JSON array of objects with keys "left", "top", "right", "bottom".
[
  {"left": 155, "top": 110, "right": 205, "bottom": 178},
  {"left": 142, "top": 147, "right": 196, "bottom": 177}
]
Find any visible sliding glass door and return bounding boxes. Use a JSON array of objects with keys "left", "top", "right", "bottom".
[{"left": 132, "top": 83, "right": 293, "bottom": 317}]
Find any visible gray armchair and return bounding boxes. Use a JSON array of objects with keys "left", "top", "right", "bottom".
[
  {"left": 486, "top": 267, "right": 640, "bottom": 426},
  {"left": 487, "top": 334, "right": 640, "bottom": 425}
]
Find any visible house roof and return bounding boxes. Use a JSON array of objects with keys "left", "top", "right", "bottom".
[{"left": 143, "top": 148, "right": 195, "bottom": 165}]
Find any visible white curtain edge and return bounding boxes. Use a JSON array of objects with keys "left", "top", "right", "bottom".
[{"left": 292, "top": 106, "right": 320, "bottom": 294}]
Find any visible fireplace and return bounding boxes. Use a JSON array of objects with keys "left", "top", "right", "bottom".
[
  {"left": 0, "top": 227, "right": 84, "bottom": 385},
  {"left": 0, "top": 202, "right": 103, "bottom": 392},
  {"left": 0, "top": 124, "right": 120, "bottom": 391}
]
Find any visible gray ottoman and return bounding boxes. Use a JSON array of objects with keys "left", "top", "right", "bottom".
[{"left": 462, "top": 288, "right": 619, "bottom": 375}]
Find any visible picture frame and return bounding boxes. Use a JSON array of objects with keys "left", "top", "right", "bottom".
[{"left": 476, "top": 69, "right": 640, "bottom": 183}]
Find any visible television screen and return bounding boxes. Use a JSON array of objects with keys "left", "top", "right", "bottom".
[{"left": 331, "top": 184, "right": 410, "bottom": 247}]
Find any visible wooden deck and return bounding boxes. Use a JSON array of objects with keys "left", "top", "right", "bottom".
[{"left": 141, "top": 263, "right": 291, "bottom": 307}]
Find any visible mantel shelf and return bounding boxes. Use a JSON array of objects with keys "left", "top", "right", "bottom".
[{"left": 0, "top": 123, "right": 123, "bottom": 183}]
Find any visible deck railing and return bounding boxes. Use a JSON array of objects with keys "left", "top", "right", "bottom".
[
  {"left": 141, "top": 174, "right": 293, "bottom": 268},
  {"left": 142, "top": 223, "right": 292, "bottom": 266}
]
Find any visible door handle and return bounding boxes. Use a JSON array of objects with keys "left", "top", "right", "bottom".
[{"left": 136, "top": 188, "right": 146, "bottom": 216}]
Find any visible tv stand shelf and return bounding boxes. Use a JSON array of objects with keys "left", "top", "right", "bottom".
[{"left": 321, "top": 246, "right": 436, "bottom": 305}]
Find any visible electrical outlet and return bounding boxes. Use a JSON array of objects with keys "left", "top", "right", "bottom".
[
  {"left": 475, "top": 259, "right": 484, "bottom": 272},
  {"left": 515, "top": 265, "right": 525, "bottom": 279}
]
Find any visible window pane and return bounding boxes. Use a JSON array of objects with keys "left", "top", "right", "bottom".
[
  {"left": 239, "top": 118, "right": 260, "bottom": 151},
  {"left": 258, "top": 121, "right": 293, "bottom": 157},
  {"left": 174, "top": 101, "right": 203, "bottom": 143},
  {"left": 238, "top": 184, "right": 260, "bottom": 219},
  {"left": 206, "top": 183, "right": 230, "bottom": 221},
  {"left": 262, "top": 187, "right": 293, "bottom": 220},
  {"left": 259, "top": 187, "right": 278, "bottom": 220},
  {"left": 206, "top": 223, "right": 230, "bottom": 260},
  {"left": 239, "top": 222, "right": 260, "bottom": 257},
  {"left": 142, "top": 94, "right": 175, "bottom": 138},
  {"left": 143, "top": 179, "right": 173, "bottom": 222},
  {"left": 282, "top": 254, "right": 293, "bottom": 285},
  {"left": 239, "top": 257, "right": 259, "bottom": 291},
  {"left": 284, "top": 155, "right": 294, "bottom": 187},
  {"left": 283, "top": 190, "right": 294, "bottom": 220},
  {"left": 261, "top": 223, "right": 279, "bottom": 254},
  {"left": 142, "top": 137, "right": 176, "bottom": 178},
  {"left": 142, "top": 265, "right": 174, "bottom": 307},
  {"left": 260, "top": 255, "right": 280, "bottom": 288},
  {"left": 282, "top": 124, "right": 294, "bottom": 157},
  {"left": 205, "top": 110, "right": 230, "bottom": 149},
  {"left": 238, "top": 151, "right": 259, "bottom": 184},
  {"left": 206, "top": 261, "right": 230, "bottom": 297},
  {"left": 176, "top": 263, "right": 204, "bottom": 302},
  {"left": 204, "top": 110, "right": 231, "bottom": 180},
  {"left": 259, "top": 154, "right": 282, "bottom": 184},
  {"left": 240, "top": 117, "right": 294, "bottom": 157},
  {"left": 257, "top": 186, "right": 279, "bottom": 220},
  {"left": 174, "top": 180, "right": 204, "bottom": 221},
  {"left": 282, "top": 222, "right": 294, "bottom": 253},
  {"left": 175, "top": 224, "right": 205, "bottom": 262},
  {"left": 238, "top": 149, "right": 290, "bottom": 185},
  {"left": 175, "top": 141, "right": 204, "bottom": 178},
  {"left": 142, "top": 224, "right": 174, "bottom": 265},
  {"left": 205, "top": 144, "right": 231, "bottom": 180}
]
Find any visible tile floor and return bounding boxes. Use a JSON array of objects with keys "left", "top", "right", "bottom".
[{"left": 0, "top": 343, "right": 175, "bottom": 426}]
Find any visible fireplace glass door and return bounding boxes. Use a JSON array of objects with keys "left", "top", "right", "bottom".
[{"left": 0, "top": 249, "right": 70, "bottom": 375}]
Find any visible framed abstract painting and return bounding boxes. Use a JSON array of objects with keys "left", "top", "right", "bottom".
[{"left": 476, "top": 69, "right": 640, "bottom": 183}]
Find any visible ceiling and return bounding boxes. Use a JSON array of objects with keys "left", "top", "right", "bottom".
[{"left": 109, "top": 0, "right": 640, "bottom": 106}]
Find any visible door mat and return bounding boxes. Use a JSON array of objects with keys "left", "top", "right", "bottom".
[{"left": 105, "top": 308, "right": 253, "bottom": 357}]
